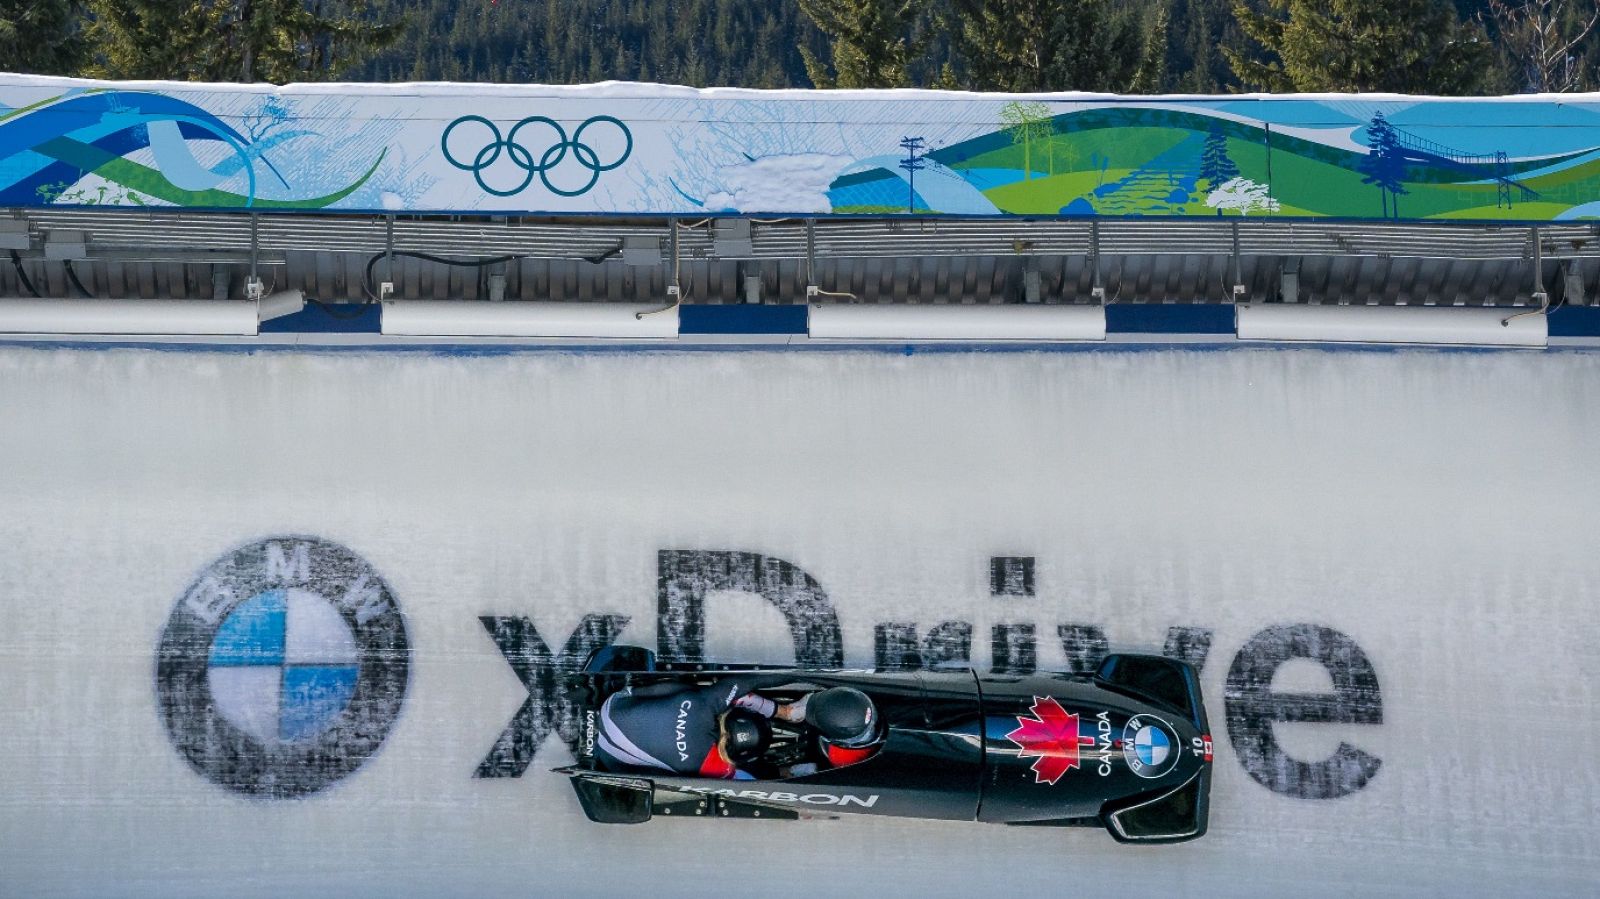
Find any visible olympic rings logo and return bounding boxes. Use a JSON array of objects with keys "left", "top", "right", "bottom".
[{"left": 441, "top": 114, "right": 633, "bottom": 198}]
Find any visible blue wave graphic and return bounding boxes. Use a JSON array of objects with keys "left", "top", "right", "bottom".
[{"left": 0, "top": 91, "right": 285, "bottom": 205}]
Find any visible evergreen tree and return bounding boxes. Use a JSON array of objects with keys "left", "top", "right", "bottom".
[
  {"left": 932, "top": 60, "right": 962, "bottom": 89},
  {"left": 948, "top": 0, "right": 1148, "bottom": 92},
  {"left": 797, "top": 0, "right": 927, "bottom": 88},
  {"left": 1127, "top": 3, "right": 1171, "bottom": 91},
  {"left": 89, "top": 1, "right": 403, "bottom": 82},
  {"left": 1227, "top": 0, "right": 1496, "bottom": 93},
  {"left": 1047, "top": 0, "right": 1150, "bottom": 90},
  {"left": 0, "top": 0, "right": 87, "bottom": 74},
  {"left": 950, "top": 0, "right": 1054, "bottom": 91},
  {"left": 1168, "top": 0, "right": 1245, "bottom": 92},
  {"left": 342, "top": 1, "right": 832, "bottom": 89},
  {"left": 1356, "top": 111, "right": 1410, "bottom": 218},
  {"left": 18, "top": 0, "right": 1567, "bottom": 93},
  {"left": 1198, "top": 124, "right": 1239, "bottom": 190},
  {"left": 87, "top": 1, "right": 212, "bottom": 79}
]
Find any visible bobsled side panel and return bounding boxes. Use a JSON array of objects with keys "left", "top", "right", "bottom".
[
  {"left": 976, "top": 672, "right": 1208, "bottom": 824},
  {"left": 652, "top": 672, "right": 983, "bottom": 821}
]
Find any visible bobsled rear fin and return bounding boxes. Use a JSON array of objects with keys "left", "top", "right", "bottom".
[
  {"left": 1095, "top": 653, "right": 1208, "bottom": 730},
  {"left": 1102, "top": 767, "right": 1210, "bottom": 844}
]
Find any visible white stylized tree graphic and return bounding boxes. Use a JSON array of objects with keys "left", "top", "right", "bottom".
[{"left": 1206, "top": 177, "right": 1281, "bottom": 216}]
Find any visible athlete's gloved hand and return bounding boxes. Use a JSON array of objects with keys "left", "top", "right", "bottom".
[{"left": 782, "top": 694, "right": 810, "bottom": 723}]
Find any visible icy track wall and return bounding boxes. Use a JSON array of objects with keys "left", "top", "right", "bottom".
[{"left": 1, "top": 345, "right": 1598, "bottom": 897}]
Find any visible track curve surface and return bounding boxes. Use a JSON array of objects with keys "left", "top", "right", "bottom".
[{"left": 1, "top": 345, "right": 1597, "bottom": 897}]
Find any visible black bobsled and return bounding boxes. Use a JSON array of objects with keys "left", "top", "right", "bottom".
[{"left": 555, "top": 645, "right": 1213, "bottom": 844}]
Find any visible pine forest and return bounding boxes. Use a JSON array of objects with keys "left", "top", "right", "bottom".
[{"left": 5, "top": 1, "right": 1600, "bottom": 95}]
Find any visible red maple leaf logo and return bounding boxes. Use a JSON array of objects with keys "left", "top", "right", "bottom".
[{"left": 1006, "top": 696, "right": 1095, "bottom": 785}]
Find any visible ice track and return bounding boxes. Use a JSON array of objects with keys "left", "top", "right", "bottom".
[{"left": 1, "top": 344, "right": 1597, "bottom": 897}]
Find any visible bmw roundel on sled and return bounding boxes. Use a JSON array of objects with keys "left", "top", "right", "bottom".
[{"left": 557, "top": 645, "right": 1214, "bottom": 844}]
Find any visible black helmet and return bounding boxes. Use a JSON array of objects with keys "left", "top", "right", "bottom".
[
  {"left": 720, "top": 708, "right": 772, "bottom": 765},
  {"left": 807, "top": 687, "right": 880, "bottom": 748}
]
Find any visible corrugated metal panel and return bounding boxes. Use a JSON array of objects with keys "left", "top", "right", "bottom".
[{"left": 2, "top": 210, "right": 1591, "bottom": 305}]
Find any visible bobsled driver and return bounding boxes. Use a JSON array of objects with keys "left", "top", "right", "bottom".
[
  {"left": 801, "top": 686, "right": 882, "bottom": 768},
  {"left": 594, "top": 679, "right": 883, "bottom": 779}
]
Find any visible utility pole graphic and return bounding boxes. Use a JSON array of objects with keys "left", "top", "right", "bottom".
[{"left": 899, "top": 136, "right": 926, "bottom": 214}]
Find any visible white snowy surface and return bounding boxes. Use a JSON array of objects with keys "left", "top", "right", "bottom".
[
  {"left": 6, "top": 70, "right": 1600, "bottom": 103},
  {"left": 702, "top": 154, "right": 853, "bottom": 212},
  {"left": 0, "top": 346, "right": 1598, "bottom": 897}
]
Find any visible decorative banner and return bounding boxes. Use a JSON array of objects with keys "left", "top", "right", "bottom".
[{"left": 7, "top": 74, "right": 1600, "bottom": 220}]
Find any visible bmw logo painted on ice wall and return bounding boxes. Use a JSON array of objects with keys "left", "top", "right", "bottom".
[
  {"left": 156, "top": 538, "right": 410, "bottom": 798},
  {"left": 1122, "top": 714, "right": 1179, "bottom": 779}
]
